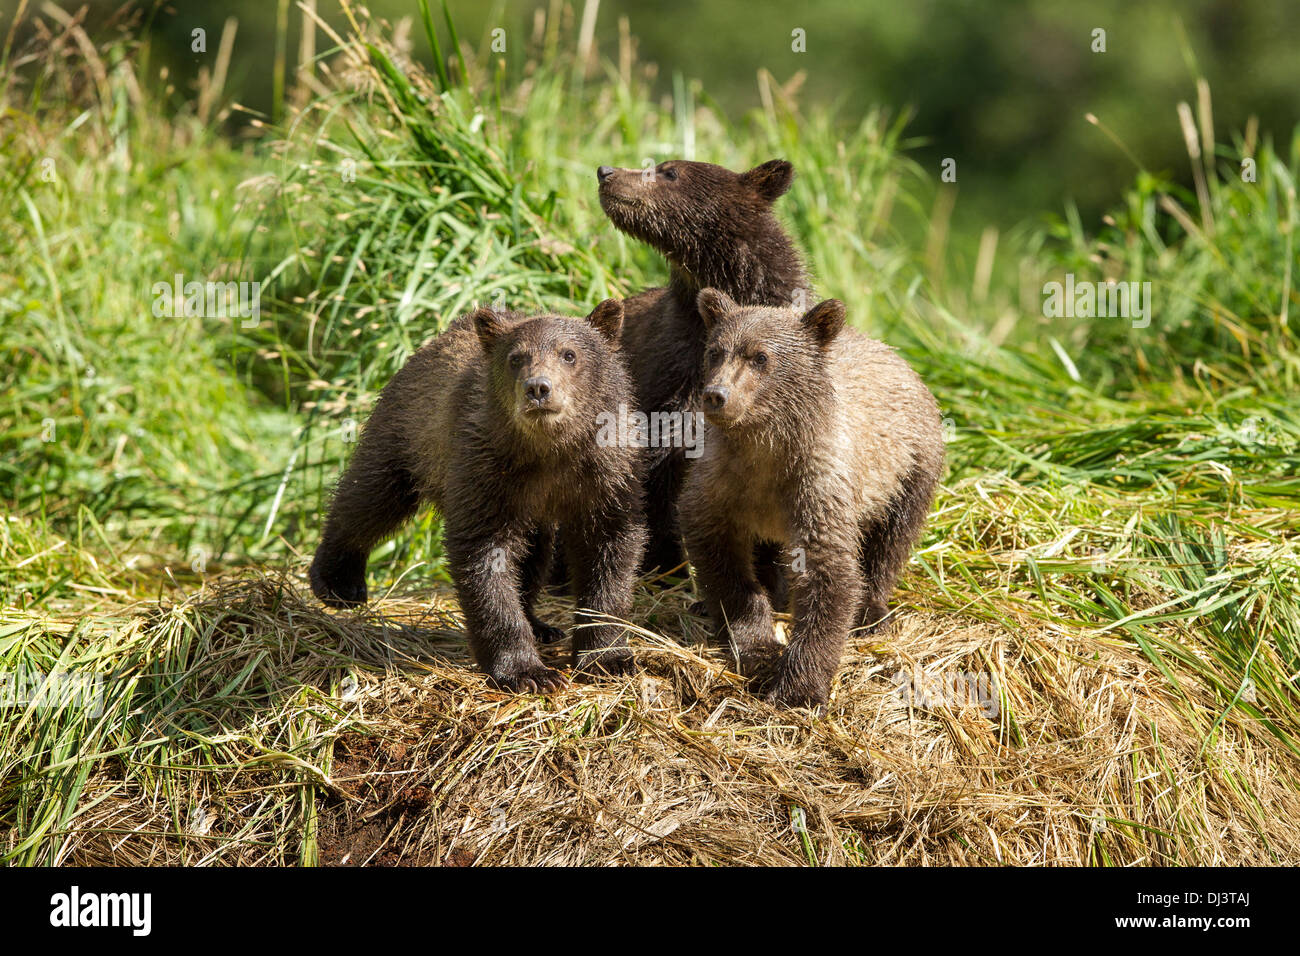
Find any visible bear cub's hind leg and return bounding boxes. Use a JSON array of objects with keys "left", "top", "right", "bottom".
[
  {"left": 564, "top": 508, "right": 645, "bottom": 679},
  {"left": 519, "top": 526, "right": 567, "bottom": 645},
  {"left": 687, "top": 524, "right": 782, "bottom": 679},
  {"left": 854, "top": 467, "right": 938, "bottom": 633}
]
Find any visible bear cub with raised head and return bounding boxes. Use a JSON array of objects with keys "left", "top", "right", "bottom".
[
  {"left": 596, "top": 158, "right": 806, "bottom": 593},
  {"left": 679, "top": 289, "right": 945, "bottom": 709},
  {"left": 309, "top": 300, "right": 646, "bottom": 692}
]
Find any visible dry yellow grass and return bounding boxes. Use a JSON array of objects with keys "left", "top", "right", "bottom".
[{"left": 35, "top": 572, "right": 1300, "bottom": 866}]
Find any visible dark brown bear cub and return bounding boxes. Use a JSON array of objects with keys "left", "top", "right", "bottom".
[
  {"left": 596, "top": 158, "right": 805, "bottom": 595},
  {"left": 310, "top": 301, "right": 646, "bottom": 692},
  {"left": 679, "top": 289, "right": 945, "bottom": 709}
]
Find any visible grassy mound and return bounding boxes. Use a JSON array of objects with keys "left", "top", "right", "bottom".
[{"left": 6, "top": 574, "right": 1298, "bottom": 865}]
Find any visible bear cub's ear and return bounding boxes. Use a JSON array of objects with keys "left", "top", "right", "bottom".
[
  {"left": 472, "top": 306, "right": 510, "bottom": 352},
  {"left": 741, "top": 159, "right": 794, "bottom": 202},
  {"left": 584, "top": 298, "right": 624, "bottom": 346},
  {"left": 696, "top": 287, "right": 739, "bottom": 328},
  {"left": 801, "top": 299, "right": 846, "bottom": 348}
]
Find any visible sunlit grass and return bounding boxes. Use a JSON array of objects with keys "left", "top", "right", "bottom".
[{"left": 1, "top": 0, "right": 1297, "bottom": 865}]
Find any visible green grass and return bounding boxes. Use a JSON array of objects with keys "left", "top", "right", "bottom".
[{"left": 1, "top": 0, "right": 1297, "bottom": 865}]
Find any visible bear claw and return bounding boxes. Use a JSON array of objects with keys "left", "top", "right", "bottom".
[{"left": 488, "top": 664, "right": 568, "bottom": 695}]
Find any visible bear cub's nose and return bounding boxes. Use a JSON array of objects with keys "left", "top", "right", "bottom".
[
  {"left": 525, "top": 376, "right": 552, "bottom": 403},
  {"left": 702, "top": 385, "right": 729, "bottom": 412},
  {"left": 596, "top": 166, "right": 615, "bottom": 182}
]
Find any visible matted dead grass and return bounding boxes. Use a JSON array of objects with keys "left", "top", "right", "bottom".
[{"left": 47, "top": 573, "right": 1300, "bottom": 866}]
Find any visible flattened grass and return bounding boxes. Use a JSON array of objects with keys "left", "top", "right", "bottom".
[{"left": 5, "top": 575, "right": 1298, "bottom": 865}]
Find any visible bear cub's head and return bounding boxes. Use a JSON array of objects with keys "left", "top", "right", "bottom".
[
  {"left": 694, "top": 288, "right": 845, "bottom": 430},
  {"left": 596, "top": 159, "right": 794, "bottom": 255},
  {"left": 472, "top": 299, "right": 625, "bottom": 440}
]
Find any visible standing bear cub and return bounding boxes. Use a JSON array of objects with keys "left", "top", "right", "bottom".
[
  {"left": 310, "top": 301, "right": 646, "bottom": 692},
  {"left": 596, "top": 158, "right": 806, "bottom": 594},
  {"left": 679, "top": 290, "right": 945, "bottom": 709}
]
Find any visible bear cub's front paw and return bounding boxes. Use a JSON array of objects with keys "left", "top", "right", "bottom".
[
  {"left": 572, "top": 646, "right": 636, "bottom": 681},
  {"left": 734, "top": 638, "right": 784, "bottom": 681},
  {"left": 758, "top": 656, "right": 831, "bottom": 712},
  {"left": 487, "top": 662, "right": 568, "bottom": 695},
  {"left": 310, "top": 550, "right": 368, "bottom": 608},
  {"left": 528, "top": 616, "right": 568, "bottom": 645}
]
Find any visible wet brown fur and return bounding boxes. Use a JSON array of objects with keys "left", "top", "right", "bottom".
[
  {"left": 596, "top": 159, "right": 806, "bottom": 596},
  {"left": 679, "top": 290, "right": 945, "bottom": 709},
  {"left": 309, "top": 301, "right": 646, "bottom": 692}
]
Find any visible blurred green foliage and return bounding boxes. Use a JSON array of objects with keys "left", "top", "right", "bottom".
[{"left": 24, "top": 0, "right": 1299, "bottom": 232}]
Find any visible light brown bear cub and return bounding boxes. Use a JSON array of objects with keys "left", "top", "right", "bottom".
[
  {"left": 310, "top": 300, "right": 646, "bottom": 693},
  {"left": 679, "top": 289, "right": 944, "bottom": 709}
]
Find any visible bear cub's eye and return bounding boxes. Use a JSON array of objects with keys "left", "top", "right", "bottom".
[
  {"left": 561, "top": 348, "right": 577, "bottom": 364},
  {"left": 752, "top": 351, "right": 769, "bottom": 367},
  {"left": 706, "top": 346, "right": 724, "bottom": 365},
  {"left": 659, "top": 166, "right": 678, "bottom": 181},
  {"left": 509, "top": 353, "right": 526, "bottom": 369}
]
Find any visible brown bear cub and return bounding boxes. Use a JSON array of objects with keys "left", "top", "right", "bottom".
[
  {"left": 309, "top": 300, "right": 646, "bottom": 692},
  {"left": 679, "top": 289, "right": 945, "bottom": 709},
  {"left": 596, "top": 159, "right": 805, "bottom": 596}
]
